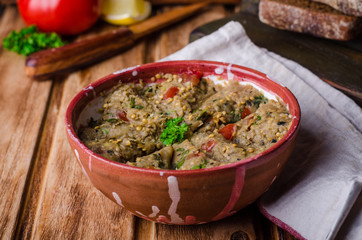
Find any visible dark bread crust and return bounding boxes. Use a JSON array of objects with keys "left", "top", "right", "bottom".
[
  {"left": 259, "top": 0, "right": 362, "bottom": 40},
  {"left": 313, "top": 0, "right": 362, "bottom": 17}
]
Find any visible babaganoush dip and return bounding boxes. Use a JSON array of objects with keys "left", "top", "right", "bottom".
[{"left": 79, "top": 71, "right": 292, "bottom": 170}]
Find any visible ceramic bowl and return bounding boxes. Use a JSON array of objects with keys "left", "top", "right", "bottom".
[{"left": 65, "top": 60, "right": 300, "bottom": 225}]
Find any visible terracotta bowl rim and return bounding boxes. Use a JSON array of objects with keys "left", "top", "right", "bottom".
[{"left": 65, "top": 60, "right": 301, "bottom": 176}]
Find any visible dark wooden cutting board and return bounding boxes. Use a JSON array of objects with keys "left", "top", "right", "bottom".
[{"left": 190, "top": 0, "right": 362, "bottom": 106}]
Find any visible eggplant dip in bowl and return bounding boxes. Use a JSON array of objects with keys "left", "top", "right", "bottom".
[
  {"left": 79, "top": 71, "right": 292, "bottom": 170},
  {"left": 65, "top": 60, "right": 300, "bottom": 224}
]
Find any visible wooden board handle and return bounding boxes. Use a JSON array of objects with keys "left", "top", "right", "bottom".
[{"left": 25, "top": 28, "right": 134, "bottom": 79}]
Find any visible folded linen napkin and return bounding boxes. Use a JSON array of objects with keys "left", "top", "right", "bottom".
[{"left": 162, "top": 21, "right": 362, "bottom": 240}]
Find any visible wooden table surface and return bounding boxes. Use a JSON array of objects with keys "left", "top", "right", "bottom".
[{"left": 0, "top": 3, "right": 297, "bottom": 239}]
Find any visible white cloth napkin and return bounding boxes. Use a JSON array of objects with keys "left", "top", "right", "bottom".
[{"left": 162, "top": 21, "right": 362, "bottom": 240}]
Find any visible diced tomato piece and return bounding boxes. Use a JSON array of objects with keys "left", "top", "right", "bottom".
[
  {"left": 163, "top": 86, "right": 179, "bottom": 99},
  {"left": 241, "top": 107, "right": 251, "bottom": 119},
  {"left": 179, "top": 70, "right": 203, "bottom": 86},
  {"left": 201, "top": 140, "right": 217, "bottom": 152},
  {"left": 218, "top": 124, "right": 236, "bottom": 140},
  {"left": 117, "top": 110, "right": 129, "bottom": 122}
]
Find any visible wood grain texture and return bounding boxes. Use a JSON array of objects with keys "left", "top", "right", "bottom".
[
  {"left": 25, "top": 28, "right": 135, "bottom": 80},
  {"left": 0, "top": 6, "right": 52, "bottom": 239}
]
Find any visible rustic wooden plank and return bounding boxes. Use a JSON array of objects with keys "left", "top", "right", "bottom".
[
  {"left": 135, "top": 218, "right": 156, "bottom": 240},
  {"left": 0, "top": 5, "right": 53, "bottom": 239}
]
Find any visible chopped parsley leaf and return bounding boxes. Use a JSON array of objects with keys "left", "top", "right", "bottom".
[
  {"left": 181, "top": 149, "right": 190, "bottom": 156},
  {"left": 196, "top": 110, "right": 207, "bottom": 120},
  {"left": 130, "top": 97, "right": 135, "bottom": 108},
  {"left": 252, "top": 115, "right": 262, "bottom": 125},
  {"left": 2, "top": 25, "right": 66, "bottom": 56},
  {"left": 253, "top": 94, "right": 268, "bottom": 108},
  {"left": 101, "top": 128, "right": 109, "bottom": 135},
  {"left": 130, "top": 96, "right": 143, "bottom": 109},
  {"left": 160, "top": 117, "right": 189, "bottom": 145},
  {"left": 176, "top": 157, "right": 186, "bottom": 169},
  {"left": 191, "top": 159, "right": 208, "bottom": 170},
  {"left": 106, "top": 118, "right": 118, "bottom": 123},
  {"left": 144, "top": 86, "right": 153, "bottom": 93},
  {"left": 153, "top": 153, "right": 161, "bottom": 160}
]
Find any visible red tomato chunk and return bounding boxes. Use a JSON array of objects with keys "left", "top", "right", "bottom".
[
  {"left": 218, "top": 124, "right": 236, "bottom": 140},
  {"left": 163, "top": 87, "right": 179, "bottom": 99}
]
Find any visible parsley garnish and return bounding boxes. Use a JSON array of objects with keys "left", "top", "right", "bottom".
[
  {"left": 130, "top": 96, "right": 143, "bottom": 109},
  {"left": 231, "top": 109, "right": 242, "bottom": 123},
  {"left": 160, "top": 117, "right": 189, "bottom": 145},
  {"left": 175, "top": 157, "right": 185, "bottom": 169},
  {"left": 191, "top": 159, "right": 208, "bottom": 170},
  {"left": 106, "top": 118, "right": 118, "bottom": 123},
  {"left": 196, "top": 110, "right": 207, "bottom": 120},
  {"left": 253, "top": 94, "right": 268, "bottom": 108},
  {"left": 181, "top": 149, "right": 189, "bottom": 156},
  {"left": 130, "top": 97, "right": 135, "bottom": 108},
  {"left": 252, "top": 115, "right": 262, "bottom": 125},
  {"left": 2, "top": 25, "right": 65, "bottom": 56},
  {"left": 144, "top": 86, "right": 153, "bottom": 93},
  {"left": 101, "top": 128, "right": 109, "bottom": 135}
]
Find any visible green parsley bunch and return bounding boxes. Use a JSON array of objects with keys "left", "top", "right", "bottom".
[
  {"left": 160, "top": 117, "right": 189, "bottom": 146},
  {"left": 2, "top": 25, "right": 66, "bottom": 56}
]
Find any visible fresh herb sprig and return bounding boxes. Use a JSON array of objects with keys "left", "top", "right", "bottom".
[
  {"left": 160, "top": 117, "right": 189, "bottom": 146},
  {"left": 130, "top": 97, "right": 144, "bottom": 109},
  {"left": 191, "top": 159, "right": 208, "bottom": 170},
  {"left": 2, "top": 25, "right": 66, "bottom": 56},
  {"left": 253, "top": 94, "right": 268, "bottom": 108}
]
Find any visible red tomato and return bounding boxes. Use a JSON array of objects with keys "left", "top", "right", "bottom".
[
  {"left": 218, "top": 124, "right": 236, "bottom": 140},
  {"left": 241, "top": 107, "right": 251, "bottom": 119},
  {"left": 163, "top": 87, "right": 179, "bottom": 99},
  {"left": 179, "top": 70, "right": 202, "bottom": 86},
  {"left": 201, "top": 140, "right": 217, "bottom": 152},
  {"left": 117, "top": 110, "right": 129, "bottom": 122},
  {"left": 17, "top": 0, "right": 101, "bottom": 35}
]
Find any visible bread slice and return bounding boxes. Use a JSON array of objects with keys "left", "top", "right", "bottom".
[
  {"left": 313, "top": 0, "right": 362, "bottom": 17},
  {"left": 258, "top": 0, "right": 362, "bottom": 40}
]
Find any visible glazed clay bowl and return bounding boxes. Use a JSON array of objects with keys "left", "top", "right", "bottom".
[{"left": 65, "top": 60, "right": 300, "bottom": 224}]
